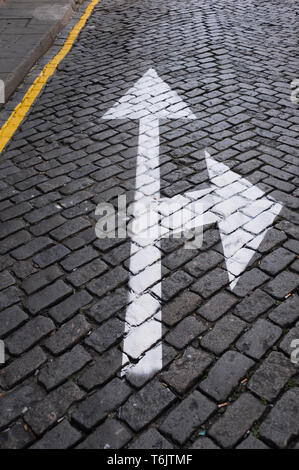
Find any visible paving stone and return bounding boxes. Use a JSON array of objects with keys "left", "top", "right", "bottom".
[
  {"left": 77, "top": 419, "right": 132, "bottom": 449},
  {"left": 279, "top": 322, "right": 299, "bottom": 357},
  {"left": 259, "top": 389, "right": 299, "bottom": 448},
  {"left": 25, "top": 280, "right": 72, "bottom": 315},
  {"left": 0, "top": 272, "right": 15, "bottom": 291},
  {"left": 78, "top": 347, "right": 124, "bottom": 391},
  {"left": 233, "top": 289, "right": 275, "bottom": 322},
  {"left": 0, "top": 286, "right": 21, "bottom": 310},
  {"left": 162, "top": 271, "right": 194, "bottom": 301},
  {"left": 269, "top": 295, "right": 299, "bottom": 327},
  {"left": 67, "top": 258, "right": 108, "bottom": 287},
  {"left": 38, "top": 345, "right": 92, "bottom": 391},
  {"left": 233, "top": 269, "right": 270, "bottom": 297},
  {"left": 49, "top": 290, "right": 93, "bottom": 324},
  {"left": 0, "top": 421, "right": 34, "bottom": 449},
  {"left": 87, "top": 288, "right": 128, "bottom": 324},
  {"left": 161, "top": 346, "right": 213, "bottom": 395},
  {"left": 162, "top": 291, "right": 202, "bottom": 326},
  {"left": 197, "top": 292, "right": 238, "bottom": 321},
  {"left": 0, "top": 346, "right": 47, "bottom": 390},
  {"left": 60, "top": 246, "right": 98, "bottom": 272},
  {"left": 259, "top": 248, "right": 296, "bottom": 276},
  {"left": 24, "top": 381, "right": 84, "bottom": 436},
  {"left": 72, "top": 378, "right": 132, "bottom": 431},
  {"left": 44, "top": 315, "right": 92, "bottom": 355},
  {"left": 11, "top": 260, "right": 36, "bottom": 279},
  {"left": 31, "top": 419, "right": 82, "bottom": 450},
  {"left": 87, "top": 266, "right": 129, "bottom": 298},
  {"left": 0, "top": 383, "right": 45, "bottom": 430},
  {"left": 120, "top": 380, "right": 176, "bottom": 432},
  {"left": 236, "top": 319, "right": 282, "bottom": 360},
  {"left": 160, "top": 391, "right": 216, "bottom": 445},
  {"left": 21, "top": 265, "right": 63, "bottom": 295},
  {"left": 209, "top": 393, "right": 265, "bottom": 448},
  {"left": 264, "top": 271, "right": 299, "bottom": 300},
  {"left": 128, "top": 428, "right": 174, "bottom": 449},
  {"left": 0, "top": 306, "right": 28, "bottom": 338},
  {"left": 33, "top": 244, "right": 71, "bottom": 268},
  {"left": 85, "top": 317, "right": 125, "bottom": 354},
  {"left": 200, "top": 351, "right": 255, "bottom": 402},
  {"left": 201, "top": 314, "right": 246, "bottom": 354},
  {"left": 11, "top": 236, "right": 52, "bottom": 260},
  {"left": 165, "top": 316, "right": 206, "bottom": 349},
  {"left": 192, "top": 268, "right": 229, "bottom": 299},
  {"left": 126, "top": 344, "right": 177, "bottom": 389},
  {"left": 236, "top": 435, "right": 269, "bottom": 449},
  {"left": 50, "top": 217, "right": 91, "bottom": 241},
  {"left": 191, "top": 437, "right": 220, "bottom": 449},
  {"left": 248, "top": 352, "right": 296, "bottom": 401},
  {"left": 184, "top": 250, "right": 223, "bottom": 277},
  {"left": 0, "top": 230, "right": 32, "bottom": 255},
  {"left": 6, "top": 316, "right": 55, "bottom": 356}
]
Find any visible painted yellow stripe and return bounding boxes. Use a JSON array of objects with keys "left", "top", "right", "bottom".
[{"left": 0, "top": 0, "right": 100, "bottom": 154}]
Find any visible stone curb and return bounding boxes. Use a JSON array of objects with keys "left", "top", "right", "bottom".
[{"left": 1, "top": 0, "right": 85, "bottom": 101}]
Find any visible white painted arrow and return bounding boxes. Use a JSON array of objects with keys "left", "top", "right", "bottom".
[
  {"left": 103, "top": 68, "right": 196, "bottom": 379},
  {"left": 102, "top": 68, "right": 283, "bottom": 381}
]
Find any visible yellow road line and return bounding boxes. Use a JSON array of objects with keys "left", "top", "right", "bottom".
[{"left": 0, "top": 0, "right": 100, "bottom": 154}]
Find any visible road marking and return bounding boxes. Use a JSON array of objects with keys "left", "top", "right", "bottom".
[
  {"left": 103, "top": 68, "right": 196, "bottom": 378},
  {"left": 0, "top": 0, "right": 100, "bottom": 154},
  {"left": 101, "top": 68, "right": 283, "bottom": 379}
]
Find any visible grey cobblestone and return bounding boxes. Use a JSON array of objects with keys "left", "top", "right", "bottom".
[
  {"left": 72, "top": 378, "right": 131, "bottom": 431},
  {"left": 120, "top": 380, "right": 176, "bottom": 432},
  {"left": 236, "top": 319, "right": 282, "bottom": 360},
  {"left": 160, "top": 391, "right": 216, "bottom": 445},
  {"left": 200, "top": 351, "right": 255, "bottom": 402},
  {"left": 209, "top": 393, "right": 265, "bottom": 448},
  {"left": 259, "top": 389, "right": 299, "bottom": 448}
]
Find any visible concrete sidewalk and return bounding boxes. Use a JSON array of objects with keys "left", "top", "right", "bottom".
[{"left": 0, "top": 0, "right": 85, "bottom": 102}]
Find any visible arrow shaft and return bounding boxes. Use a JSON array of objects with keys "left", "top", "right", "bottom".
[{"left": 122, "top": 117, "right": 163, "bottom": 377}]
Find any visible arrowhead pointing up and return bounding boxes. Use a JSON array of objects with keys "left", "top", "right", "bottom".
[{"left": 102, "top": 68, "right": 196, "bottom": 120}]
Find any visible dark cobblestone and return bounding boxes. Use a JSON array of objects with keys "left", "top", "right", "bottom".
[
  {"left": 248, "top": 352, "right": 296, "bottom": 401},
  {"left": 165, "top": 316, "right": 206, "bottom": 349},
  {"left": 128, "top": 428, "right": 173, "bottom": 449},
  {"left": 44, "top": 315, "right": 92, "bottom": 355},
  {"left": 200, "top": 351, "right": 255, "bottom": 402},
  {"left": 0, "top": 346, "right": 47, "bottom": 389},
  {"left": 77, "top": 419, "right": 132, "bottom": 449},
  {"left": 161, "top": 346, "right": 213, "bottom": 395},
  {"left": 160, "top": 391, "right": 216, "bottom": 445},
  {"left": 38, "top": 345, "right": 92, "bottom": 391},
  {"left": 0, "top": 306, "right": 28, "bottom": 338},
  {"left": 233, "top": 289, "right": 275, "bottom": 322},
  {"left": 209, "top": 393, "right": 265, "bottom": 448},
  {"left": 31, "top": 419, "right": 82, "bottom": 450},
  {"left": 6, "top": 316, "right": 55, "bottom": 356},
  {"left": 24, "top": 381, "right": 84, "bottom": 435},
  {"left": 259, "top": 389, "right": 299, "bottom": 448},
  {"left": 72, "top": 378, "right": 131, "bottom": 431},
  {"left": 120, "top": 380, "right": 176, "bottom": 432},
  {"left": 236, "top": 319, "right": 282, "bottom": 360},
  {"left": 25, "top": 280, "right": 72, "bottom": 315},
  {"left": 200, "top": 314, "right": 246, "bottom": 354}
]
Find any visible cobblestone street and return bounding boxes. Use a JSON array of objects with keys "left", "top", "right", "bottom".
[{"left": 0, "top": 0, "right": 298, "bottom": 449}]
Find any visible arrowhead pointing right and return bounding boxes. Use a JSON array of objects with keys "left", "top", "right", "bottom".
[
  {"left": 205, "top": 152, "right": 283, "bottom": 291},
  {"left": 102, "top": 68, "right": 196, "bottom": 120}
]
